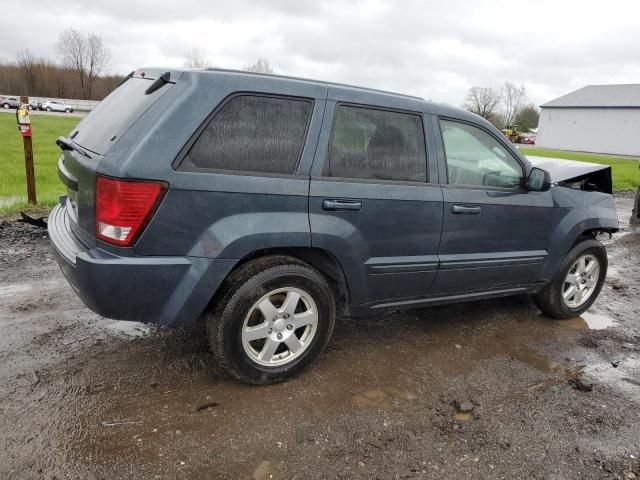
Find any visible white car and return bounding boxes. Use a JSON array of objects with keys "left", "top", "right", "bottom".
[{"left": 42, "top": 100, "right": 74, "bottom": 113}]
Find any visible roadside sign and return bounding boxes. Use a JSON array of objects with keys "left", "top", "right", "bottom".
[{"left": 17, "top": 103, "right": 32, "bottom": 137}]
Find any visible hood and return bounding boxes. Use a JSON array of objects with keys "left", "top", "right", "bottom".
[
  {"left": 526, "top": 155, "right": 613, "bottom": 194},
  {"left": 526, "top": 156, "right": 609, "bottom": 182}
]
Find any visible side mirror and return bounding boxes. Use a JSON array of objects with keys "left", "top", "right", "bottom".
[{"left": 526, "top": 167, "right": 551, "bottom": 192}]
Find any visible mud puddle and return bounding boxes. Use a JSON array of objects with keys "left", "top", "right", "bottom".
[
  {"left": 584, "top": 356, "right": 640, "bottom": 399},
  {"left": 60, "top": 297, "right": 612, "bottom": 478},
  {"left": 102, "top": 320, "right": 151, "bottom": 337},
  {"left": 558, "top": 311, "right": 618, "bottom": 331}
]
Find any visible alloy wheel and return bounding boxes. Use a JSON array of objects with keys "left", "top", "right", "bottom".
[
  {"left": 562, "top": 254, "right": 600, "bottom": 308},
  {"left": 241, "top": 287, "right": 318, "bottom": 366}
]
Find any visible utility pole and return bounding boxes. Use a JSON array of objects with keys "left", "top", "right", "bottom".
[{"left": 18, "top": 96, "right": 37, "bottom": 204}]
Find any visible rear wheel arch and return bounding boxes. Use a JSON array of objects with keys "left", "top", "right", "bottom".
[
  {"left": 206, "top": 257, "right": 336, "bottom": 383},
  {"left": 207, "top": 248, "right": 351, "bottom": 317}
]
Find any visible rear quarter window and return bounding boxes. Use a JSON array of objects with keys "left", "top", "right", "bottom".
[{"left": 181, "top": 95, "right": 313, "bottom": 175}]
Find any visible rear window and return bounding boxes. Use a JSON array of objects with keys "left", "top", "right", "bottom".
[
  {"left": 181, "top": 95, "right": 313, "bottom": 175},
  {"left": 323, "top": 105, "right": 427, "bottom": 182},
  {"left": 70, "top": 77, "right": 173, "bottom": 155}
]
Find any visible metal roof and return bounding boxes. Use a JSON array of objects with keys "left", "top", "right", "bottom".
[{"left": 541, "top": 84, "right": 640, "bottom": 108}]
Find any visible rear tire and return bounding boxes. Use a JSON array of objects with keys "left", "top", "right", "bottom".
[
  {"left": 206, "top": 256, "right": 336, "bottom": 385},
  {"left": 532, "top": 239, "right": 607, "bottom": 319},
  {"left": 65, "top": 108, "right": 71, "bottom": 113},
  {"left": 2, "top": 103, "right": 9, "bottom": 109}
]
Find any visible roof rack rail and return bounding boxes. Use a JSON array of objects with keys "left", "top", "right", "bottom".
[{"left": 198, "top": 67, "right": 424, "bottom": 101}]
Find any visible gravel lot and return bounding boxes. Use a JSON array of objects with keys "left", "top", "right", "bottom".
[{"left": 1, "top": 194, "right": 639, "bottom": 480}]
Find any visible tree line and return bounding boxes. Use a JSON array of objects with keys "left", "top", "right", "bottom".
[
  {"left": 1, "top": 33, "right": 276, "bottom": 102},
  {"left": 463, "top": 82, "right": 539, "bottom": 132},
  {"left": 0, "top": 29, "right": 122, "bottom": 101}
]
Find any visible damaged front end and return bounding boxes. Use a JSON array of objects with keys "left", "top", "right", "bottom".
[
  {"left": 527, "top": 155, "right": 619, "bottom": 242},
  {"left": 526, "top": 155, "right": 619, "bottom": 281},
  {"left": 527, "top": 156, "right": 613, "bottom": 194}
]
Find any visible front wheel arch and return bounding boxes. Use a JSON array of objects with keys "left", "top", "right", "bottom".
[{"left": 532, "top": 238, "right": 607, "bottom": 318}]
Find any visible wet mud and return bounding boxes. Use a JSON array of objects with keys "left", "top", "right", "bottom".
[{"left": 1, "top": 193, "right": 639, "bottom": 479}]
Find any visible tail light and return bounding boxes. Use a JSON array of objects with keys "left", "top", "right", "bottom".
[{"left": 95, "top": 176, "right": 167, "bottom": 246}]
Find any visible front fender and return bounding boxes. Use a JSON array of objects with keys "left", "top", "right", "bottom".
[{"left": 540, "top": 188, "right": 618, "bottom": 280}]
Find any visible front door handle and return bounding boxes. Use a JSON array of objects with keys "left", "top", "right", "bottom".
[
  {"left": 322, "top": 199, "right": 362, "bottom": 211},
  {"left": 452, "top": 204, "right": 481, "bottom": 215}
]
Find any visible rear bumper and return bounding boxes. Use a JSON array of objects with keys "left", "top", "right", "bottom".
[{"left": 48, "top": 204, "right": 237, "bottom": 327}]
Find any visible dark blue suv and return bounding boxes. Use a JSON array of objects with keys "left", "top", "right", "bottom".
[{"left": 49, "top": 68, "right": 618, "bottom": 384}]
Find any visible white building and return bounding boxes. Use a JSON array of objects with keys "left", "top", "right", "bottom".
[{"left": 537, "top": 84, "right": 640, "bottom": 156}]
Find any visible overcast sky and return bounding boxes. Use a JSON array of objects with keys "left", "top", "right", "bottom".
[{"left": 3, "top": 0, "right": 640, "bottom": 106}]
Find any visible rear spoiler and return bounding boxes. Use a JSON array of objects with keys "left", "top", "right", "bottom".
[{"left": 116, "top": 69, "right": 177, "bottom": 95}]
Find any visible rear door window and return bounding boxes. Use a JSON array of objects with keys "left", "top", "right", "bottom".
[
  {"left": 323, "top": 105, "right": 427, "bottom": 182},
  {"left": 183, "top": 95, "right": 313, "bottom": 175},
  {"left": 70, "top": 77, "right": 173, "bottom": 155}
]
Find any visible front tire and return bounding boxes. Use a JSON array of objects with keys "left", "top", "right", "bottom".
[
  {"left": 206, "top": 256, "right": 336, "bottom": 384},
  {"left": 45, "top": 106, "right": 52, "bottom": 112},
  {"left": 65, "top": 108, "right": 71, "bottom": 113},
  {"left": 631, "top": 188, "right": 640, "bottom": 225},
  {"left": 532, "top": 239, "right": 607, "bottom": 319}
]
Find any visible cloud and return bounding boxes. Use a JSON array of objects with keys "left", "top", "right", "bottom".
[{"left": 4, "top": 0, "right": 640, "bottom": 106}]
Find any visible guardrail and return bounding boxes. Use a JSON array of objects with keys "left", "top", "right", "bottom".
[{"left": 1, "top": 95, "right": 99, "bottom": 111}]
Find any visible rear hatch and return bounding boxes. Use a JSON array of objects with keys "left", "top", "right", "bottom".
[{"left": 57, "top": 69, "right": 177, "bottom": 247}]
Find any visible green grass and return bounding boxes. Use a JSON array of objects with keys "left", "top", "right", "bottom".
[
  {"left": 0, "top": 114, "right": 79, "bottom": 211},
  {"left": 519, "top": 147, "right": 639, "bottom": 192}
]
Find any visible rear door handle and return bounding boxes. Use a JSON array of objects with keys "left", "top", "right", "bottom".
[
  {"left": 322, "top": 199, "right": 362, "bottom": 211},
  {"left": 452, "top": 204, "right": 481, "bottom": 215}
]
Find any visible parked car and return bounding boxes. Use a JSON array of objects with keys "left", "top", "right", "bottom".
[
  {"left": 42, "top": 100, "right": 74, "bottom": 113},
  {"left": 521, "top": 133, "right": 537, "bottom": 144},
  {"left": 1, "top": 96, "right": 20, "bottom": 109},
  {"left": 29, "top": 99, "right": 43, "bottom": 111},
  {"left": 49, "top": 68, "right": 619, "bottom": 384}
]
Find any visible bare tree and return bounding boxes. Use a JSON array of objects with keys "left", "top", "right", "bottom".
[
  {"left": 85, "top": 33, "right": 111, "bottom": 99},
  {"left": 243, "top": 58, "right": 274, "bottom": 74},
  {"left": 57, "top": 28, "right": 110, "bottom": 99},
  {"left": 463, "top": 86, "right": 501, "bottom": 120},
  {"left": 17, "top": 49, "right": 37, "bottom": 93},
  {"left": 183, "top": 48, "right": 211, "bottom": 69},
  {"left": 57, "top": 29, "right": 86, "bottom": 93},
  {"left": 499, "top": 81, "right": 527, "bottom": 127}
]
